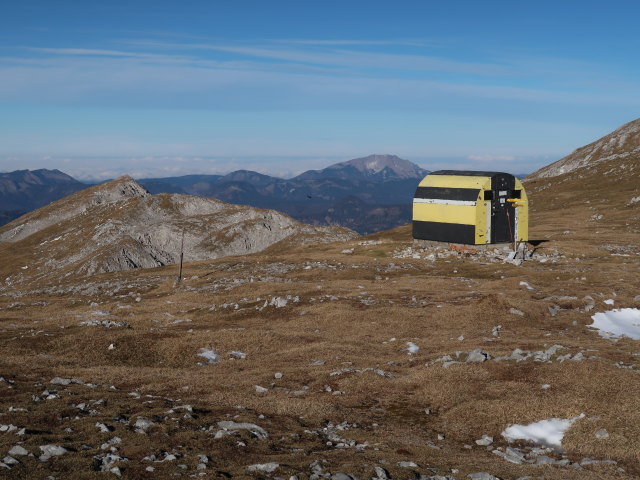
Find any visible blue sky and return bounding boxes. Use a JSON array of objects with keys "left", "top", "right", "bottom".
[{"left": 1, "top": 1, "right": 639, "bottom": 180}]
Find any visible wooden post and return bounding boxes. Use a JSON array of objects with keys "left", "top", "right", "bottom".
[{"left": 177, "top": 229, "right": 185, "bottom": 283}]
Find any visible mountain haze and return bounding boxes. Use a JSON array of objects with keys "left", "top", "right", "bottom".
[
  {"left": 0, "top": 155, "right": 428, "bottom": 234},
  {"left": 139, "top": 154, "right": 428, "bottom": 234},
  {"left": 0, "top": 168, "right": 86, "bottom": 220}
]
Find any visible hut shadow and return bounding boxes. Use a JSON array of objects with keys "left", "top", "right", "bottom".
[{"left": 526, "top": 239, "right": 549, "bottom": 256}]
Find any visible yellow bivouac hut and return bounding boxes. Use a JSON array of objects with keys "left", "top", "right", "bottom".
[{"left": 412, "top": 170, "right": 528, "bottom": 245}]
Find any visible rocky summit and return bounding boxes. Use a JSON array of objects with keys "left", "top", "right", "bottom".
[{"left": 0, "top": 126, "right": 638, "bottom": 480}]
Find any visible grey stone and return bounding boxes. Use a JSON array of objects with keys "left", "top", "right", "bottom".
[
  {"left": 580, "top": 458, "right": 617, "bottom": 466},
  {"left": 49, "top": 377, "right": 72, "bottom": 385},
  {"left": 548, "top": 305, "right": 561, "bottom": 317},
  {"left": 8, "top": 446, "right": 29, "bottom": 456},
  {"left": 442, "top": 361, "right": 461, "bottom": 368},
  {"left": 398, "top": 461, "right": 418, "bottom": 468},
  {"left": 571, "top": 352, "right": 585, "bottom": 362},
  {"left": 134, "top": 417, "right": 154, "bottom": 433},
  {"left": 534, "top": 455, "right": 558, "bottom": 464},
  {"left": 373, "top": 466, "right": 390, "bottom": 479},
  {"left": 595, "top": 428, "right": 609, "bottom": 439},
  {"left": 39, "top": 445, "right": 67, "bottom": 456},
  {"left": 493, "top": 447, "right": 525, "bottom": 464},
  {"left": 247, "top": 462, "right": 279, "bottom": 473},
  {"left": 217, "top": 420, "right": 268, "bottom": 439},
  {"left": 468, "top": 474, "right": 502, "bottom": 480},
  {"left": 3, "top": 456, "right": 18, "bottom": 465},
  {"left": 95, "top": 422, "right": 113, "bottom": 433},
  {"left": 331, "top": 474, "right": 355, "bottom": 480},
  {"left": 94, "top": 453, "right": 127, "bottom": 472},
  {"left": 466, "top": 349, "right": 491, "bottom": 363},
  {"left": 475, "top": 434, "right": 493, "bottom": 446}
]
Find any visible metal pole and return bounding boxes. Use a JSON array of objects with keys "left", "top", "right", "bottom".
[{"left": 177, "top": 229, "right": 185, "bottom": 283}]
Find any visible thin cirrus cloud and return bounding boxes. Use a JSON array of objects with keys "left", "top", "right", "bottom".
[
  {"left": 2, "top": 39, "right": 639, "bottom": 113},
  {"left": 128, "top": 39, "right": 516, "bottom": 76}
]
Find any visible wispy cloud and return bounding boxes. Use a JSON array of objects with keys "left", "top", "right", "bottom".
[
  {"left": 129, "top": 40, "right": 515, "bottom": 76},
  {"left": 272, "top": 38, "right": 437, "bottom": 47}
]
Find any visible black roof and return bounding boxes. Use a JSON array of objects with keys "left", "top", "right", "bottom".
[{"left": 430, "top": 170, "right": 513, "bottom": 178}]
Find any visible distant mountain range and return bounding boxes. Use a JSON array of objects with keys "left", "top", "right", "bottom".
[
  {"left": 1, "top": 155, "right": 429, "bottom": 233},
  {"left": 0, "top": 169, "right": 87, "bottom": 224}
]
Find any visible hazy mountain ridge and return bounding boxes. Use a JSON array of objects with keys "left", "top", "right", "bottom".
[
  {"left": 138, "top": 155, "right": 428, "bottom": 234},
  {"left": 0, "top": 155, "right": 427, "bottom": 233},
  {"left": 0, "top": 168, "right": 86, "bottom": 211}
]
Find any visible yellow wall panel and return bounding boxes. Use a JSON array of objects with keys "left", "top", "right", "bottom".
[
  {"left": 413, "top": 203, "right": 477, "bottom": 225},
  {"left": 474, "top": 200, "right": 491, "bottom": 244},
  {"left": 419, "top": 175, "right": 492, "bottom": 190}
]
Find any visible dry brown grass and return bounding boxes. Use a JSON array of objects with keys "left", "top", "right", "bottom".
[{"left": 0, "top": 157, "right": 639, "bottom": 478}]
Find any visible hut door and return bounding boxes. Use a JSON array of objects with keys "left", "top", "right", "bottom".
[{"left": 490, "top": 174, "right": 516, "bottom": 243}]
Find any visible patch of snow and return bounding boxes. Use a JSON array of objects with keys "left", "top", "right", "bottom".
[
  {"left": 519, "top": 281, "right": 534, "bottom": 291},
  {"left": 198, "top": 348, "right": 219, "bottom": 364},
  {"left": 589, "top": 308, "right": 640, "bottom": 340},
  {"left": 502, "top": 413, "right": 584, "bottom": 449},
  {"left": 603, "top": 299, "right": 615, "bottom": 305},
  {"left": 406, "top": 342, "right": 419, "bottom": 354}
]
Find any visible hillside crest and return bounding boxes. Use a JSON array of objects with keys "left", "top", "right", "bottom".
[{"left": 528, "top": 118, "right": 640, "bottom": 179}]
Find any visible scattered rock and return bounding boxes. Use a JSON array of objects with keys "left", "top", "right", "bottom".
[
  {"left": 134, "top": 417, "right": 155, "bottom": 433},
  {"left": 595, "top": 428, "right": 610, "bottom": 439},
  {"left": 468, "top": 474, "right": 502, "bottom": 480},
  {"left": 50, "top": 377, "right": 84, "bottom": 386},
  {"left": 331, "top": 474, "right": 356, "bottom": 480},
  {"left": 216, "top": 421, "right": 268, "bottom": 439},
  {"left": 466, "top": 349, "right": 491, "bottom": 363},
  {"left": 39, "top": 445, "right": 67, "bottom": 461},
  {"left": 94, "top": 452, "right": 128, "bottom": 473},
  {"left": 493, "top": 446, "right": 526, "bottom": 464},
  {"left": 373, "top": 466, "right": 390, "bottom": 479},
  {"left": 8, "top": 446, "right": 29, "bottom": 456},
  {"left": 247, "top": 462, "right": 279, "bottom": 473},
  {"left": 475, "top": 434, "right": 493, "bottom": 446}
]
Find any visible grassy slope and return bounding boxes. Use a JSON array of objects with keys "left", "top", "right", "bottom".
[{"left": 0, "top": 158, "right": 638, "bottom": 478}]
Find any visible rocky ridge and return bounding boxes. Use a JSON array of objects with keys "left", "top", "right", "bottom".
[
  {"left": 528, "top": 119, "right": 640, "bottom": 179},
  {"left": 0, "top": 176, "right": 357, "bottom": 284}
]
